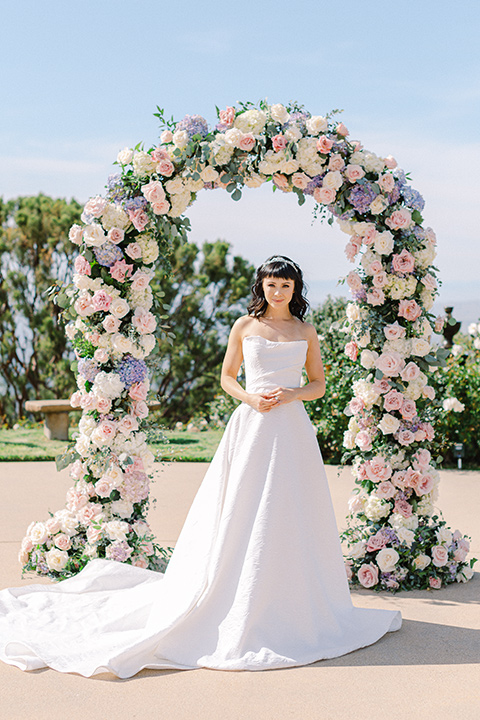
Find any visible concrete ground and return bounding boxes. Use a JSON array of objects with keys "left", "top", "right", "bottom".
[{"left": 0, "top": 461, "right": 479, "bottom": 720}]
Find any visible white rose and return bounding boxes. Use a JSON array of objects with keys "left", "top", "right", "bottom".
[
  {"left": 75, "top": 434, "right": 91, "bottom": 457},
  {"left": 376, "top": 547, "right": 399, "bottom": 572},
  {"left": 346, "top": 303, "right": 361, "bottom": 323},
  {"left": 172, "top": 130, "right": 189, "bottom": 150},
  {"left": 110, "top": 298, "right": 130, "bottom": 319},
  {"left": 270, "top": 103, "right": 290, "bottom": 124},
  {"left": 79, "top": 416, "right": 97, "bottom": 437},
  {"left": 322, "top": 170, "right": 343, "bottom": 190},
  {"left": 370, "top": 196, "right": 388, "bottom": 214},
  {"left": 45, "top": 547, "right": 69, "bottom": 571},
  {"left": 396, "top": 527, "right": 415, "bottom": 548},
  {"left": 411, "top": 338, "right": 431, "bottom": 357},
  {"left": 378, "top": 413, "right": 401, "bottom": 435},
  {"left": 413, "top": 554, "right": 431, "bottom": 570},
  {"left": 360, "top": 349, "right": 378, "bottom": 369},
  {"left": 110, "top": 500, "right": 134, "bottom": 518},
  {"left": 117, "top": 147, "right": 134, "bottom": 165},
  {"left": 105, "top": 520, "right": 130, "bottom": 542},
  {"left": 284, "top": 125, "right": 302, "bottom": 142},
  {"left": 343, "top": 430, "right": 356, "bottom": 449},
  {"left": 83, "top": 224, "right": 107, "bottom": 247},
  {"left": 348, "top": 541, "right": 366, "bottom": 559},
  {"left": 443, "top": 398, "right": 465, "bottom": 412},
  {"left": 200, "top": 166, "right": 219, "bottom": 183},
  {"left": 140, "top": 334, "right": 156, "bottom": 355},
  {"left": 306, "top": 115, "right": 328, "bottom": 135},
  {"left": 112, "top": 333, "right": 134, "bottom": 354},
  {"left": 374, "top": 231, "right": 394, "bottom": 255},
  {"left": 456, "top": 566, "right": 474, "bottom": 583},
  {"left": 435, "top": 527, "right": 453, "bottom": 545},
  {"left": 29, "top": 522, "right": 49, "bottom": 545}
]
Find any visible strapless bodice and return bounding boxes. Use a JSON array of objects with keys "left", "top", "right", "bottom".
[{"left": 242, "top": 335, "right": 308, "bottom": 394}]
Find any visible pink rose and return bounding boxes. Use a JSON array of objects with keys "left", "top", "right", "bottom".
[
  {"left": 94, "top": 348, "right": 109, "bottom": 364},
  {"left": 357, "top": 562, "right": 379, "bottom": 588},
  {"left": 345, "top": 240, "right": 361, "bottom": 262},
  {"left": 86, "top": 330, "right": 100, "bottom": 346},
  {"left": 403, "top": 468, "right": 422, "bottom": 489},
  {"left": 219, "top": 106, "right": 235, "bottom": 127},
  {"left": 345, "top": 164, "right": 365, "bottom": 182},
  {"left": 385, "top": 208, "right": 413, "bottom": 231},
  {"left": 398, "top": 299, "right": 422, "bottom": 322},
  {"left": 152, "top": 199, "right": 171, "bottom": 215},
  {"left": 69, "top": 224, "right": 84, "bottom": 245},
  {"left": 291, "top": 172, "right": 310, "bottom": 189},
  {"left": 366, "top": 532, "right": 388, "bottom": 552},
  {"left": 421, "top": 273, "right": 437, "bottom": 291},
  {"left": 328, "top": 154, "right": 345, "bottom": 171},
  {"left": 118, "top": 415, "right": 139, "bottom": 434},
  {"left": 355, "top": 430, "right": 373, "bottom": 451},
  {"left": 422, "top": 423, "right": 435, "bottom": 441},
  {"left": 377, "top": 173, "right": 395, "bottom": 192},
  {"left": 272, "top": 174, "right": 289, "bottom": 191},
  {"left": 74, "top": 255, "right": 91, "bottom": 275},
  {"left": 129, "top": 382, "right": 148, "bottom": 402},
  {"left": 348, "top": 397, "right": 365, "bottom": 415},
  {"left": 141, "top": 180, "right": 166, "bottom": 204},
  {"left": 54, "top": 533, "right": 72, "bottom": 551},
  {"left": 96, "top": 420, "right": 117, "bottom": 442},
  {"left": 131, "top": 556, "right": 149, "bottom": 569},
  {"left": 425, "top": 227, "right": 437, "bottom": 245},
  {"left": 128, "top": 209, "right": 149, "bottom": 232},
  {"left": 316, "top": 136, "right": 334, "bottom": 154},
  {"left": 313, "top": 186, "right": 336, "bottom": 204},
  {"left": 394, "top": 498, "right": 413, "bottom": 518},
  {"left": 125, "top": 242, "right": 143, "bottom": 260},
  {"left": 45, "top": 517, "right": 62, "bottom": 534},
  {"left": 422, "top": 385, "right": 435, "bottom": 400},
  {"left": 366, "top": 288, "right": 385, "bottom": 306},
  {"left": 383, "top": 389, "right": 404, "bottom": 412},
  {"left": 336, "top": 123, "right": 349, "bottom": 137},
  {"left": 384, "top": 155, "right": 397, "bottom": 169},
  {"left": 391, "top": 471, "right": 407, "bottom": 489},
  {"left": 96, "top": 396, "right": 112, "bottom": 414},
  {"left": 429, "top": 576, "right": 442, "bottom": 589},
  {"left": 392, "top": 248, "right": 415, "bottom": 274},
  {"left": 102, "top": 314, "right": 121, "bottom": 334},
  {"left": 365, "top": 456, "right": 392, "bottom": 482},
  {"left": 375, "top": 481, "right": 396, "bottom": 500},
  {"left": 77, "top": 503, "right": 102, "bottom": 525},
  {"left": 131, "top": 400, "right": 149, "bottom": 419},
  {"left": 372, "top": 271, "right": 387, "bottom": 288},
  {"left": 345, "top": 561, "right": 353, "bottom": 581},
  {"left": 87, "top": 525, "right": 103, "bottom": 544},
  {"left": 431, "top": 545, "right": 449, "bottom": 567},
  {"left": 344, "top": 341, "right": 359, "bottom": 361},
  {"left": 357, "top": 463, "right": 369, "bottom": 481},
  {"left": 95, "top": 477, "right": 115, "bottom": 498},
  {"left": 110, "top": 259, "right": 133, "bottom": 282},
  {"left": 363, "top": 225, "right": 378, "bottom": 246},
  {"left": 376, "top": 351, "right": 405, "bottom": 377},
  {"left": 373, "top": 378, "right": 391, "bottom": 394},
  {"left": 79, "top": 393, "right": 97, "bottom": 410},
  {"left": 346, "top": 271, "right": 363, "bottom": 292},
  {"left": 92, "top": 290, "right": 112, "bottom": 312},
  {"left": 66, "top": 488, "right": 88, "bottom": 512},
  {"left": 396, "top": 429, "right": 416, "bottom": 446},
  {"left": 370, "top": 260, "right": 383, "bottom": 274},
  {"left": 412, "top": 449, "right": 431, "bottom": 471},
  {"left": 160, "top": 129, "right": 174, "bottom": 144},
  {"left": 384, "top": 321, "right": 406, "bottom": 340},
  {"left": 70, "top": 459, "right": 85, "bottom": 481},
  {"left": 415, "top": 473, "right": 435, "bottom": 496},
  {"left": 453, "top": 539, "right": 470, "bottom": 562},
  {"left": 415, "top": 428, "right": 427, "bottom": 442},
  {"left": 156, "top": 159, "right": 175, "bottom": 177},
  {"left": 238, "top": 133, "right": 256, "bottom": 151},
  {"left": 83, "top": 196, "right": 107, "bottom": 218},
  {"left": 132, "top": 307, "right": 157, "bottom": 334},
  {"left": 151, "top": 147, "right": 169, "bottom": 162},
  {"left": 400, "top": 398, "right": 417, "bottom": 421},
  {"left": 74, "top": 293, "right": 95, "bottom": 317},
  {"left": 272, "top": 134, "right": 287, "bottom": 152},
  {"left": 107, "top": 227, "right": 124, "bottom": 244},
  {"left": 400, "top": 361, "right": 420, "bottom": 382}
]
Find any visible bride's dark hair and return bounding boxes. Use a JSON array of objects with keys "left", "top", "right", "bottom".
[{"left": 247, "top": 255, "right": 309, "bottom": 321}]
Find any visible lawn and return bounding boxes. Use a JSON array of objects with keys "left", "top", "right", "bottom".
[{"left": 0, "top": 426, "right": 224, "bottom": 462}]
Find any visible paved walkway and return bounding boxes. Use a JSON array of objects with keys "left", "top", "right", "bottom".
[{"left": 0, "top": 461, "right": 479, "bottom": 720}]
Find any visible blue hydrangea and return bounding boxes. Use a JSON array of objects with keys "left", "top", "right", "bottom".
[
  {"left": 78, "top": 358, "right": 99, "bottom": 382},
  {"left": 93, "top": 241, "right": 124, "bottom": 267},
  {"left": 401, "top": 185, "right": 425, "bottom": 212},
  {"left": 106, "top": 174, "right": 128, "bottom": 203},
  {"left": 117, "top": 355, "right": 148, "bottom": 388},
  {"left": 348, "top": 183, "right": 378, "bottom": 214},
  {"left": 393, "top": 168, "right": 407, "bottom": 187},
  {"left": 303, "top": 174, "right": 323, "bottom": 196},
  {"left": 176, "top": 114, "right": 209, "bottom": 139},
  {"left": 412, "top": 226, "right": 427, "bottom": 240},
  {"left": 123, "top": 196, "right": 148, "bottom": 213},
  {"left": 388, "top": 183, "right": 401, "bottom": 205},
  {"left": 284, "top": 111, "right": 310, "bottom": 133}
]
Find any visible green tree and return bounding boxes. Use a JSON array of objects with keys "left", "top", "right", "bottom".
[
  {"left": 305, "top": 295, "right": 355, "bottom": 463},
  {"left": 150, "top": 238, "right": 255, "bottom": 424},
  {"left": 0, "top": 195, "right": 82, "bottom": 424}
]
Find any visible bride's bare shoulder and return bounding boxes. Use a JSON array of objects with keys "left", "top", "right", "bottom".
[{"left": 232, "top": 315, "right": 257, "bottom": 334}]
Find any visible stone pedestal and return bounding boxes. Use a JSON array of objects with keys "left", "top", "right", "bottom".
[{"left": 43, "top": 412, "right": 70, "bottom": 441}]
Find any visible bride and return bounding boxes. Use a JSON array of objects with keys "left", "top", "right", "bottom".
[{"left": 0, "top": 255, "right": 401, "bottom": 677}]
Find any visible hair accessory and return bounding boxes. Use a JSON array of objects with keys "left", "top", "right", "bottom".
[{"left": 264, "top": 256, "right": 297, "bottom": 267}]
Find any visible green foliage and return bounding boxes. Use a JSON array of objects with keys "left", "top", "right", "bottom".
[
  {"left": 149, "top": 237, "right": 255, "bottom": 425},
  {"left": 0, "top": 195, "right": 82, "bottom": 424},
  {"left": 429, "top": 329, "right": 480, "bottom": 467},
  {"left": 305, "top": 295, "right": 356, "bottom": 462}
]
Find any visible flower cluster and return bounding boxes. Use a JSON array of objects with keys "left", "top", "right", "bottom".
[{"left": 21, "top": 101, "right": 476, "bottom": 588}]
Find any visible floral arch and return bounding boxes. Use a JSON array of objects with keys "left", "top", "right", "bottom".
[{"left": 21, "top": 101, "right": 475, "bottom": 592}]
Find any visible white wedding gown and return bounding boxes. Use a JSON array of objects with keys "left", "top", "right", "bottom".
[{"left": 0, "top": 336, "right": 401, "bottom": 677}]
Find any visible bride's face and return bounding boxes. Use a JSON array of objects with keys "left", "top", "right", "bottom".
[{"left": 262, "top": 276, "right": 295, "bottom": 311}]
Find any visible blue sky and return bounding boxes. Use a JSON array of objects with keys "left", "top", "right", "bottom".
[{"left": 2, "top": 0, "right": 479, "bottom": 322}]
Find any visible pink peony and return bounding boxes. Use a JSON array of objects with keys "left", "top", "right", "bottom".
[
  {"left": 316, "top": 136, "right": 334, "bottom": 154},
  {"left": 385, "top": 208, "right": 413, "bottom": 231},
  {"left": 392, "top": 248, "right": 415, "bottom": 274},
  {"left": 357, "top": 562, "right": 379, "bottom": 588},
  {"left": 398, "top": 299, "right": 422, "bottom": 322},
  {"left": 313, "top": 186, "right": 336, "bottom": 204},
  {"left": 107, "top": 227, "right": 124, "bottom": 244},
  {"left": 272, "top": 134, "right": 288, "bottom": 152},
  {"left": 74, "top": 255, "right": 92, "bottom": 275}
]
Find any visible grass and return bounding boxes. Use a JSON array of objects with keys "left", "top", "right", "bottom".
[{"left": 0, "top": 425, "right": 223, "bottom": 462}]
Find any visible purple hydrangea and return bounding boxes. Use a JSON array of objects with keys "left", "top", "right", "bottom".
[
  {"left": 284, "top": 111, "right": 310, "bottom": 133},
  {"left": 401, "top": 185, "right": 425, "bottom": 212},
  {"left": 93, "top": 241, "right": 124, "bottom": 267},
  {"left": 105, "top": 541, "right": 133, "bottom": 563},
  {"left": 123, "top": 196, "right": 148, "bottom": 213},
  {"left": 78, "top": 358, "right": 100, "bottom": 382},
  {"left": 106, "top": 174, "right": 128, "bottom": 203},
  {"left": 393, "top": 168, "right": 407, "bottom": 187},
  {"left": 117, "top": 355, "right": 148, "bottom": 387},
  {"left": 412, "top": 226, "right": 427, "bottom": 240},
  {"left": 176, "top": 114, "right": 209, "bottom": 139},
  {"left": 303, "top": 174, "right": 324, "bottom": 196},
  {"left": 388, "top": 183, "right": 401, "bottom": 205},
  {"left": 348, "top": 183, "right": 378, "bottom": 214}
]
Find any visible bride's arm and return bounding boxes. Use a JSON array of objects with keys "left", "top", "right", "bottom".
[{"left": 220, "top": 319, "right": 278, "bottom": 413}]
